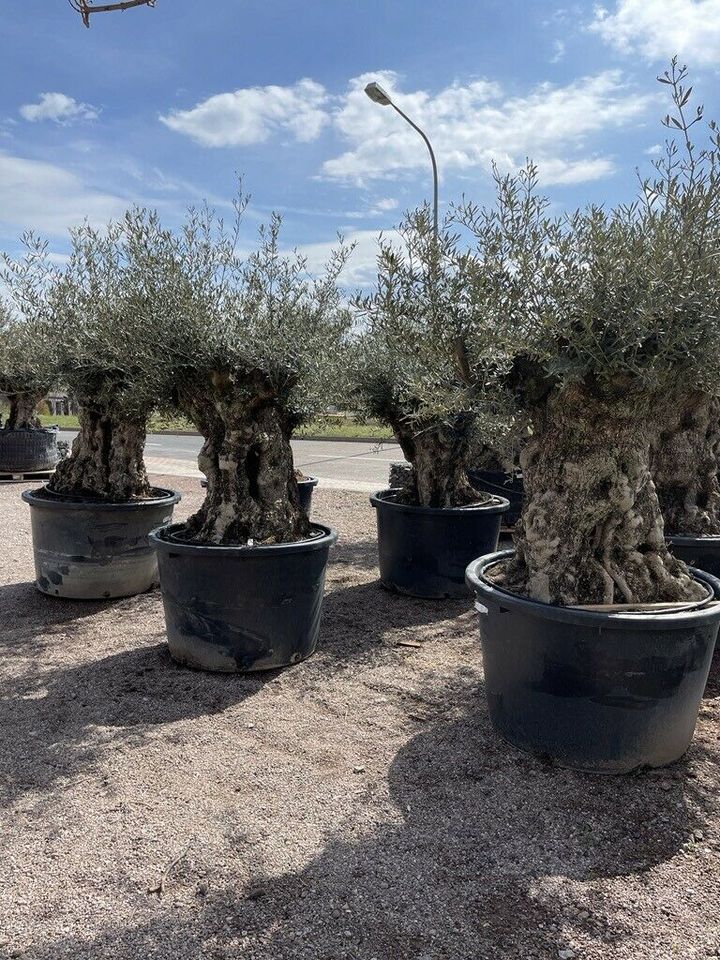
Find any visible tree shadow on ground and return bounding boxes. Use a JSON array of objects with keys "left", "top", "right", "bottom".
[
  {"left": 0, "top": 641, "right": 274, "bottom": 808},
  {"left": 329, "top": 536, "right": 379, "bottom": 570},
  {"left": 0, "top": 580, "right": 116, "bottom": 649},
  {"left": 24, "top": 675, "right": 717, "bottom": 960},
  {"left": 315, "top": 577, "right": 471, "bottom": 668}
]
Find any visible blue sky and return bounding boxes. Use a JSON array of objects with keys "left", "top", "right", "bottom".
[{"left": 1, "top": 0, "right": 719, "bottom": 283}]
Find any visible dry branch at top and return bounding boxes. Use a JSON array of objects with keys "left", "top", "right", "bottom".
[{"left": 69, "top": 0, "right": 156, "bottom": 28}]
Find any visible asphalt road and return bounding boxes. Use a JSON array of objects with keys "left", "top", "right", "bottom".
[{"left": 58, "top": 430, "right": 403, "bottom": 492}]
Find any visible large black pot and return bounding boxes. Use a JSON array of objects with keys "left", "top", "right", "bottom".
[
  {"left": 370, "top": 489, "right": 509, "bottom": 599},
  {"left": 466, "top": 549, "right": 720, "bottom": 774},
  {"left": 150, "top": 522, "right": 338, "bottom": 672},
  {"left": 467, "top": 469, "right": 524, "bottom": 526},
  {"left": 667, "top": 534, "right": 720, "bottom": 579},
  {"left": 0, "top": 428, "right": 59, "bottom": 474},
  {"left": 200, "top": 476, "right": 319, "bottom": 518},
  {"left": 22, "top": 487, "right": 181, "bottom": 600}
]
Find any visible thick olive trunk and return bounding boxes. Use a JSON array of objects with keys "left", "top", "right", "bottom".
[
  {"left": 499, "top": 385, "right": 704, "bottom": 605},
  {"left": 653, "top": 393, "right": 720, "bottom": 537},
  {"left": 389, "top": 416, "right": 483, "bottom": 507},
  {"left": 5, "top": 393, "right": 42, "bottom": 430},
  {"left": 179, "top": 372, "right": 309, "bottom": 545},
  {"left": 48, "top": 408, "right": 151, "bottom": 501}
]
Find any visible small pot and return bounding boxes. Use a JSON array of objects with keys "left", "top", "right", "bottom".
[
  {"left": 467, "top": 469, "right": 524, "bottom": 526},
  {"left": 22, "top": 486, "right": 181, "bottom": 600},
  {"left": 466, "top": 549, "right": 720, "bottom": 774},
  {"left": 0, "top": 428, "right": 59, "bottom": 474},
  {"left": 200, "top": 476, "right": 319, "bottom": 518},
  {"left": 150, "top": 522, "right": 338, "bottom": 672},
  {"left": 667, "top": 534, "right": 720, "bottom": 579},
  {"left": 370, "top": 489, "right": 509, "bottom": 599}
]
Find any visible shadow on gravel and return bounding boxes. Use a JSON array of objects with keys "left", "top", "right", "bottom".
[
  {"left": 316, "top": 578, "right": 470, "bottom": 666},
  {"left": 0, "top": 580, "right": 114, "bottom": 648},
  {"left": 329, "top": 536, "right": 379, "bottom": 570},
  {"left": 0, "top": 641, "right": 273, "bottom": 808},
  {"left": 25, "top": 677, "right": 716, "bottom": 960}
]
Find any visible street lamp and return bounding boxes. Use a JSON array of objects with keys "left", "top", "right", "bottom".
[{"left": 364, "top": 81, "right": 439, "bottom": 237}]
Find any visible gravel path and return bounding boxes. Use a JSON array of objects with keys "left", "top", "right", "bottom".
[{"left": 1, "top": 477, "right": 719, "bottom": 960}]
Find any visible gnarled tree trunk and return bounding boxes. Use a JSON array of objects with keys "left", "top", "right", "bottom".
[
  {"left": 3, "top": 392, "right": 43, "bottom": 430},
  {"left": 653, "top": 392, "right": 720, "bottom": 537},
  {"left": 178, "top": 371, "right": 309, "bottom": 545},
  {"left": 48, "top": 408, "right": 151, "bottom": 501},
  {"left": 389, "top": 415, "right": 484, "bottom": 507},
  {"left": 499, "top": 384, "right": 704, "bottom": 605}
]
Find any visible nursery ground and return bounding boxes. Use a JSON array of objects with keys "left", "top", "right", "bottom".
[{"left": 1, "top": 476, "right": 720, "bottom": 960}]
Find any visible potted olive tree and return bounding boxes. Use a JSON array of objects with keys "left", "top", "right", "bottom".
[
  {"left": 463, "top": 64, "right": 720, "bottom": 772},
  {"left": 0, "top": 257, "right": 60, "bottom": 475},
  {"left": 144, "top": 201, "right": 351, "bottom": 672},
  {"left": 355, "top": 209, "right": 514, "bottom": 598},
  {"left": 10, "top": 212, "right": 182, "bottom": 600}
]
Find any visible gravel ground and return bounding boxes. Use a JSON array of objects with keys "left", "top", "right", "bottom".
[{"left": 1, "top": 476, "right": 719, "bottom": 960}]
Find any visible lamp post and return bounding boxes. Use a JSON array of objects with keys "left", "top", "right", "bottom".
[{"left": 364, "top": 81, "right": 439, "bottom": 237}]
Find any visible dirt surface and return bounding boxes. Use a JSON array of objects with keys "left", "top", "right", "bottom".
[{"left": 1, "top": 476, "right": 719, "bottom": 960}]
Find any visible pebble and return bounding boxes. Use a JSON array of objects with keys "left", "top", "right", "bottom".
[
  {"left": 353, "top": 765, "right": 365, "bottom": 774},
  {"left": 558, "top": 950, "right": 576, "bottom": 960}
]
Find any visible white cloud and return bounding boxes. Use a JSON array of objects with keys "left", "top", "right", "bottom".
[
  {"left": 297, "top": 228, "right": 389, "bottom": 288},
  {"left": 590, "top": 0, "right": 720, "bottom": 64},
  {"left": 0, "top": 151, "right": 126, "bottom": 236},
  {"left": 160, "top": 79, "right": 329, "bottom": 146},
  {"left": 323, "top": 70, "right": 652, "bottom": 186},
  {"left": 550, "top": 39, "right": 566, "bottom": 63},
  {"left": 20, "top": 92, "right": 99, "bottom": 124}
]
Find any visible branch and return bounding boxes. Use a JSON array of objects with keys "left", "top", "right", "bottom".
[{"left": 70, "top": 0, "right": 156, "bottom": 27}]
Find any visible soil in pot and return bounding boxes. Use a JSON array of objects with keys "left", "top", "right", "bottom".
[
  {"left": 22, "top": 486, "right": 181, "bottom": 600},
  {"left": 370, "top": 489, "right": 509, "bottom": 599},
  {"left": 150, "top": 521, "right": 338, "bottom": 672},
  {"left": 0, "top": 428, "right": 59, "bottom": 475},
  {"left": 466, "top": 549, "right": 720, "bottom": 774}
]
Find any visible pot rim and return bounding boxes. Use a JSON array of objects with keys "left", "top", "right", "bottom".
[
  {"left": 466, "top": 549, "right": 720, "bottom": 629},
  {"left": 150, "top": 521, "right": 338, "bottom": 556},
  {"left": 22, "top": 485, "right": 182, "bottom": 511},
  {"left": 667, "top": 533, "right": 720, "bottom": 547},
  {"left": 370, "top": 488, "right": 510, "bottom": 516}
]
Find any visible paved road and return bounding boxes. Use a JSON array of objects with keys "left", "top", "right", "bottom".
[{"left": 58, "top": 431, "right": 403, "bottom": 492}]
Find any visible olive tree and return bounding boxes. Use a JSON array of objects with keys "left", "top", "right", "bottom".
[
  {"left": 3, "top": 211, "right": 179, "bottom": 500},
  {"left": 354, "top": 208, "right": 513, "bottom": 507},
  {"left": 143, "top": 200, "right": 352, "bottom": 545},
  {"left": 456, "top": 63, "right": 720, "bottom": 605},
  {"left": 0, "top": 272, "right": 56, "bottom": 430}
]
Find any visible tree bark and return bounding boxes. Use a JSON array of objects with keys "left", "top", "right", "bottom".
[
  {"left": 388, "top": 415, "right": 484, "bottom": 508},
  {"left": 498, "top": 384, "right": 705, "bottom": 605},
  {"left": 48, "top": 408, "right": 151, "bottom": 501},
  {"left": 4, "top": 393, "right": 43, "bottom": 430},
  {"left": 178, "top": 371, "right": 309, "bottom": 545},
  {"left": 653, "top": 393, "right": 720, "bottom": 537}
]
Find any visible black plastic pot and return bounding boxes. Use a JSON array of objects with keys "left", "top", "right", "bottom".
[
  {"left": 370, "top": 489, "right": 509, "bottom": 599},
  {"left": 200, "top": 476, "right": 319, "bottom": 518},
  {"left": 150, "top": 522, "right": 338, "bottom": 672},
  {"left": 22, "top": 486, "right": 181, "bottom": 600},
  {"left": 466, "top": 549, "right": 720, "bottom": 774},
  {"left": 667, "top": 534, "right": 720, "bottom": 579},
  {"left": 467, "top": 469, "right": 524, "bottom": 526},
  {"left": 0, "top": 428, "right": 59, "bottom": 474}
]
